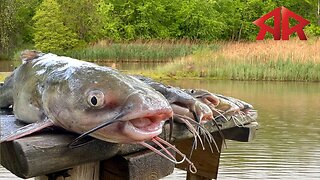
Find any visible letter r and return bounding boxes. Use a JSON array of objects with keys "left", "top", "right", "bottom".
[
  {"left": 253, "top": 7, "right": 310, "bottom": 40},
  {"left": 253, "top": 7, "right": 281, "bottom": 40},
  {"left": 281, "top": 7, "right": 310, "bottom": 40}
]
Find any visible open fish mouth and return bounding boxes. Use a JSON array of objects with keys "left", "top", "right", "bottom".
[{"left": 124, "top": 117, "right": 165, "bottom": 141}]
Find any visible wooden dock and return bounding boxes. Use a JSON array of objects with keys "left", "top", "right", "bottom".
[
  {"left": 1, "top": 165, "right": 34, "bottom": 180},
  {"left": 0, "top": 108, "right": 258, "bottom": 180}
]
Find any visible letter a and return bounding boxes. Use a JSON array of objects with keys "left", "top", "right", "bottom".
[
  {"left": 253, "top": 7, "right": 281, "bottom": 40},
  {"left": 281, "top": 7, "right": 310, "bottom": 40}
]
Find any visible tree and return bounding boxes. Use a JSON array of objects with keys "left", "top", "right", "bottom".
[
  {"left": 58, "top": 0, "right": 97, "bottom": 42},
  {"left": 315, "top": 0, "right": 320, "bottom": 25},
  {"left": 95, "top": 0, "right": 121, "bottom": 40},
  {"left": 0, "top": 0, "right": 17, "bottom": 58},
  {"left": 15, "top": 0, "right": 42, "bottom": 44},
  {"left": 32, "top": 0, "right": 79, "bottom": 52}
]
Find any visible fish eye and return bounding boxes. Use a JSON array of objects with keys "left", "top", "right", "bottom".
[
  {"left": 90, "top": 96, "right": 98, "bottom": 106},
  {"left": 190, "top": 89, "right": 195, "bottom": 94},
  {"left": 87, "top": 90, "right": 105, "bottom": 108}
]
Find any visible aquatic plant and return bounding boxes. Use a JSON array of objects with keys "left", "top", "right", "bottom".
[
  {"left": 63, "top": 41, "right": 219, "bottom": 62},
  {"left": 145, "top": 39, "right": 320, "bottom": 81}
]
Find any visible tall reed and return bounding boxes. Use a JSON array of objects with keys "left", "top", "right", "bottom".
[
  {"left": 150, "top": 39, "right": 320, "bottom": 81},
  {"left": 64, "top": 42, "right": 218, "bottom": 62}
]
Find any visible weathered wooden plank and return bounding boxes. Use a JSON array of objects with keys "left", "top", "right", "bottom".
[
  {"left": 222, "top": 122, "right": 259, "bottom": 142},
  {"left": 35, "top": 162, "right": 100, "bottom": 180},
  {"left": 0, "top": 108, "right": 258, "bottom": 179},
  {"left": 0, "top": 132, "right": 144, "bottom": 178},
  {"left": 186, "top": 174, "right": 211, "bottom": 180},
  {"left": 0, "top": 165, "right": 34, "bottom": 180},
  {"left": 174, "top": 132, "right": 223, "bottom": 180},
  {"left": 101, "top": 148, "right": 175, "bottom": 180}
]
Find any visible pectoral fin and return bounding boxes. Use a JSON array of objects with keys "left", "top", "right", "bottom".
[{"left": 0, "top": 118, "right": 54, "bottom": 143}]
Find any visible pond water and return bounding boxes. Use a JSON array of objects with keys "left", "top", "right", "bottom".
[
  {"left": 163, "top": 80, "right": 320, "bottom": 179},
  {"left": 1, "top": 60, "right": 320, "bottom": 179},
  {"left": 0, "top": 60, "right": 21, "bottom": 72}
]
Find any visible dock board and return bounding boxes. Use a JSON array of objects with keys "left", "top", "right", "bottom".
[
  {"left": 0, "top": 165, "right": 33, "bottom": 180},
  {"left": 0, "top": 108, "right": 258, "bottom": 179}
]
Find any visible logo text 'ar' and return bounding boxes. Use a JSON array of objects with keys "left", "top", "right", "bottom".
[{"left": 253, "top": 7, "right": 310, "bottom": 40}]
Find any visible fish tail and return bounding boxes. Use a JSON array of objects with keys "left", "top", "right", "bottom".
[{"left": 0, "top": 73, "right": 14, "bottom": 108}]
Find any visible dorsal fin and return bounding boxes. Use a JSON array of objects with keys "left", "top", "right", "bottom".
[{"left": 20, "top": 50, "right": 43, "bottom": 62}]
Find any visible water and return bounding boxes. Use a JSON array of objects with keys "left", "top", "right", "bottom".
[
  {"left": 164, "top": 80, "right": 320, "bottom": 179},
  {"left": 0, "top": 60, "right": 21, "bottom": 72},
  {"left": 1, "top": 61, "right": 320, "bottom": 179}
]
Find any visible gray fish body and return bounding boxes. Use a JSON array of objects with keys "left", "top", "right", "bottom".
[
  {"left": 133, "top": 75, "right": 213, "bottom": 122},
  {"left": 1, "top": 52, "right": 172, "bottom": 143},
  {"left": 183, "top": 88, "right": 257, "bottom": 123}
]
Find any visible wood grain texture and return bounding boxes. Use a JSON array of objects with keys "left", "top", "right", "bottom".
[
  {"left": 35, "top": 162, "right": 100, "bottom": 180},
  {"left": 101, "top": 148, "right": 175, "bottom": 180},
  {"left": 0, "top": 109, "right": 258, "bottom": 179},
  {"left": 174, "top": 132, "right": 223, "bottom": 180}
]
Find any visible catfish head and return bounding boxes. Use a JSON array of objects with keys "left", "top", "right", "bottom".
[
  {"left": 42, "top": 66, "right": 173, "bottom": 143},
  {"left": 184, "top": 88, "right": 257, "bottom": 124}
]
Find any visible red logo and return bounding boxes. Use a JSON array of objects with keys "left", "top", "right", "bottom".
[{"left": 253, "top": 6, "right": 310, "bottom": 40}]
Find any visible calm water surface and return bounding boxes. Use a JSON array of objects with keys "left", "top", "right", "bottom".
[
  {"left": 1, "top": 61, "right": 319, "bottom": 179},
  {"left": 163, "top": 80, "right": 320, "bottom": 179}
]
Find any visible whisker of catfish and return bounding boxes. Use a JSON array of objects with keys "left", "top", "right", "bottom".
[
  {"left": 174, "top": 114, "right": 205, "bottom": 150},
  {"left": 175, "top": 114, "right": 220, "bottom": 153},
  {"left": 231, "top": 115, "right": 245, "bottom": 127},
  {"left": 211, "top": 108, "right": 229, "bottom": 122},
  {"left": 154, "top": 137, "right": 197, "bottom": 173},
  {"left": 151, "top": 138, "right": 185, "bottom": 163},
  {"left": 139, "top": 141, "right": 185, "bottom": 164},
  {"left": 210, "top": 118, "right": 227, "bottom": 149}
]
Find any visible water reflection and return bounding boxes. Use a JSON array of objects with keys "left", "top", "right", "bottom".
[
  {"left": 0, "top": 60, "right": 21, "bottom": 72},
  {"left": 166, "top": 80, "right": 320, "bottom": 179}
]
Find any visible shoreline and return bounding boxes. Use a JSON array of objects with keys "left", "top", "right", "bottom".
[{"left": 1, "top": 39, "right": 319, "bottom": 82}]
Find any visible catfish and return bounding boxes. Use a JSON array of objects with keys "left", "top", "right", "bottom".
[{"left": 0, "top": 50, "right": 197, "bottom": 172}]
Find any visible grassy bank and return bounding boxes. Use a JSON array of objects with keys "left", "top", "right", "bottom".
[
  {"left": 137, "top": 39, "right": 320, "bottom": 81},
  {"left": 0, "top": 72, "right": 10, "bottom": 82},
  {"left": 64, "top": 41, "right": 219, "bottom": 62},
  {"left": 3, "top": 40, "right": 319, "bottom": 82}
]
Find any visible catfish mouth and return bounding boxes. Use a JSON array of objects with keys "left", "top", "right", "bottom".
[
  {"left": 202, "top": 95, "right": 220, "bottom": 107},
  {"left": 120, "top": 110, "right": 172, "bottom": 142},
  {"left": 123, "top": 117, "right": 165, "bottom": 141}
]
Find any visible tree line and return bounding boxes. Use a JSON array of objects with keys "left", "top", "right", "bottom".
[{"left": 1, "top": 0, "right": 319, "bottom": 57}]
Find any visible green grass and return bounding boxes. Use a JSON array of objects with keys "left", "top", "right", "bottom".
[
  {"left": 208, "top": 59, "right": 320, "bottom": 81},
  {"left": 63, "top": 43, "right": 219, "bottom": 62},
  {"left": 142, "top": 57, "right": 320, "bottom": 81},
  {"left": 137, "top": 40, "right": 320, "bottom": 82},
  {"left": 0, "top": 72, "right": 10, "bottom": 82},
  {"left": 4, "top": 40, "right": 319, "bottom": 82}
]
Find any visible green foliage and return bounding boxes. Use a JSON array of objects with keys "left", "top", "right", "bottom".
[
  {"left": 15, "top": 0, "right": 41, "bottom": 43},
  {"left": 95, "top": 0, "right": 120, "bottom": 40},
  {"left": 105, "top": 0, "right": 228, "bottom": 40},
  {"left": 0, "top": 1, "right": 18, "bottom": 57},
  {"left": 306, "top": 24, "right": 320, "bottom": 36},
  {"left": 175, "top": 0, "right": 225, "bottom": 40},
  {"left": 0, "top": 0, "right": 41, "bottom": 58},
  {"left": 33, "top": 0, "right": 79, "bottom": 52},
  {"left": 57, "top": 0, "right": 106, "bottom": 42}
]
